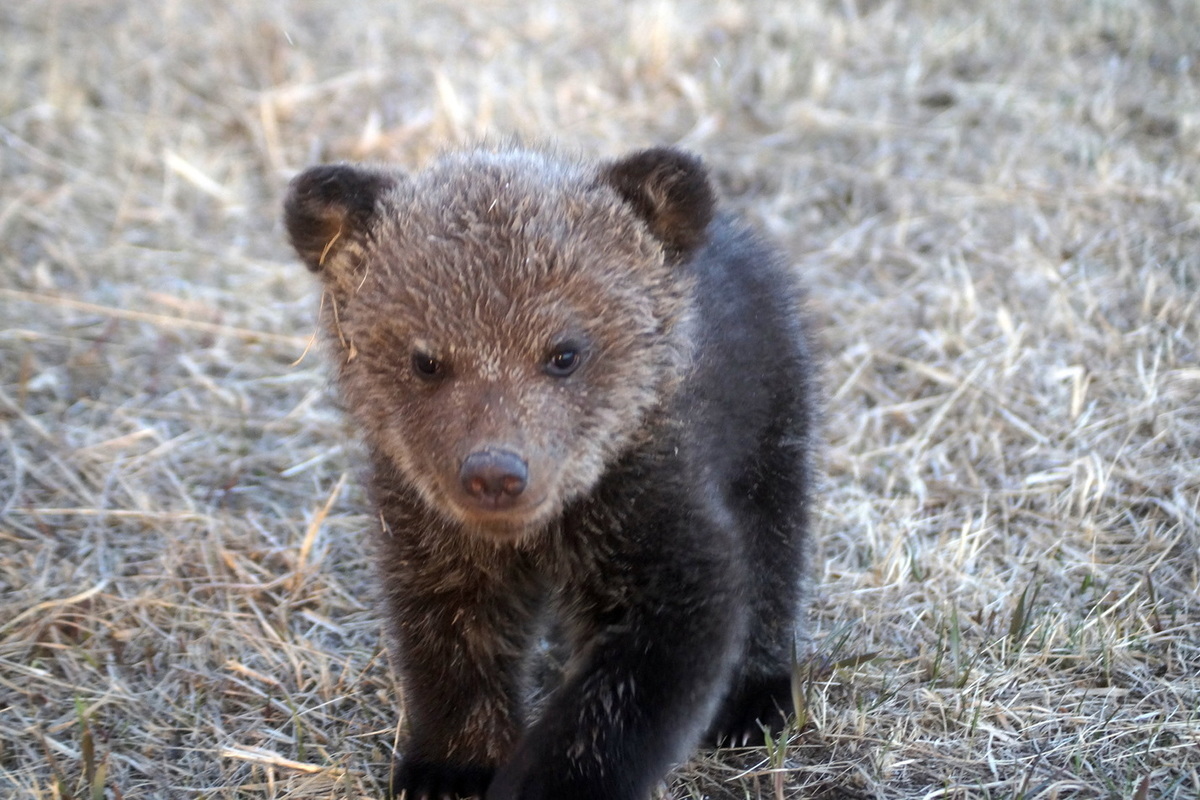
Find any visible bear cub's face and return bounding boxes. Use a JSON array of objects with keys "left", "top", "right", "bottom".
[{"left": 285, "top": 147, "right": 714, "bottom": 539}]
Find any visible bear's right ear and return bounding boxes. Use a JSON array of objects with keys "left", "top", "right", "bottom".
[{"left": 283, "top": 164, "right": 397, "bottom": 272}]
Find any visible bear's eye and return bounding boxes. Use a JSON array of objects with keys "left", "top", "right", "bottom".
[
  {"left": 544, "top": 343, "right": 583, "bottom": 378},
  {"left": 411, "top": 351, "right": 445, "bottom": 380}
]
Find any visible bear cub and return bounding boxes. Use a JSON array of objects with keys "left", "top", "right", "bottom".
[{"left": 284, "top": 145, "right": 814, "bottom": 800}]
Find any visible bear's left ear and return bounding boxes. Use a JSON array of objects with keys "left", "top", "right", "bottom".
[
  {"left": 284, "top": 164, "right": 398, "bottom": 273},
  {"left": 601, "top": 147, "right": 715, "bottom": 258}
]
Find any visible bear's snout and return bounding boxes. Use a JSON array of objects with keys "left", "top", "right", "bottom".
[{"left": 459, "top": 448, "right": 528, "bottom": 509}]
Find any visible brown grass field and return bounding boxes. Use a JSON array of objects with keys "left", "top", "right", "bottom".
[{"left": 2, "top": 0, "right": 1198, "bottom": 797}]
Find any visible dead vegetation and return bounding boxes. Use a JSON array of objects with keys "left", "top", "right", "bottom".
[{"left": 2, "top": 0, "right": 1198, "bottom": 798}]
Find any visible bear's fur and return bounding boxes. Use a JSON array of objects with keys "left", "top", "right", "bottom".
[{"left": 284, "top": 145, "right": 814, "bottom": 800}]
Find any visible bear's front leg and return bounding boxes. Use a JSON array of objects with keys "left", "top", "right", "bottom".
[
  {"left": 486, "top": 518, "right": 745, "bottom": 800},
  {"left": 376, "top": 514, "right": 543, "bottom": 799}
]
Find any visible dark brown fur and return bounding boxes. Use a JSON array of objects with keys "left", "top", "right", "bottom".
[{"left": 284, "top": 145, "right": 814, "bottom": 800}]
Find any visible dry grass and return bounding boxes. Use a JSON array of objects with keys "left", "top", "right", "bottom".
[{"left": 2, "top": 0, "right": 1198, "bottom": 798}]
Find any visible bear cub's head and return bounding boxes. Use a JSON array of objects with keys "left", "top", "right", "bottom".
[{"left": 284, "top": 146, "right": 715, "bottom": 539}]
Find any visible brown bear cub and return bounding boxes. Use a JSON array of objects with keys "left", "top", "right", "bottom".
[{"left": 284, "top": 145, "right": 814, "bottom": 800}]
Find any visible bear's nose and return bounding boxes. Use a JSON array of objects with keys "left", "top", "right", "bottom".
[{"left": 460, "top": 449, "right": 528, "bottom": 504}]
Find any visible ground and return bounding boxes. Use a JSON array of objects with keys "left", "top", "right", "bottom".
[{"left": 1, "top": 1, "right": 1197, "bottom": 798}]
